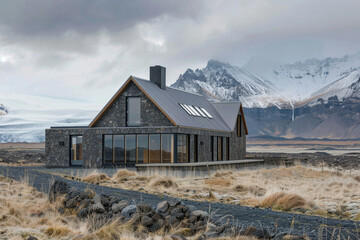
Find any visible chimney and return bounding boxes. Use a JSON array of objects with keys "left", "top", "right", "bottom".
[{"left": 150, "top": 65, "right": 166, "bottom": 90}]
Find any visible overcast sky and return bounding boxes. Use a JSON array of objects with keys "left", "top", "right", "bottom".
[{"left": 1, "top": 0, "right": 360, "bottom": 106}]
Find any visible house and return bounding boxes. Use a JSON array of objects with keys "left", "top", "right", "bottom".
[{"left": 45, "top": 66, "right": 248, "bottom": 168}]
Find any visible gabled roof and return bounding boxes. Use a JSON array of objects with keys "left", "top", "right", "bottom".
[
  {"left": 211, "top": 102, "right": 248, "bottom": 134},
  {"left": 89, "top": 76, "right": 247, "bottom": 133}
]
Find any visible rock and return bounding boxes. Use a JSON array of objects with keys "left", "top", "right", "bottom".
[
  {"left": 171, "top": 207, "right": 185, "bottom": 219},
  {"left": 79, "top": 189, "right": 93, "bottom": 200},
  {"left": 192, "top": 210, "right": 209, "bottom": 219},
  {"left": 121, "top": 205, "right": 137, "bottom": 218},
  {"left": 149, "top": 219, "right": 163, "bottom": 232},
  {"left": 215, "top": 225, "right": 226, "bottom": 234},
  {"left": 186, "top": 205, "right": 196, "bottom": 213},
  {"left": 168, "top": 198, "right": 181, "bottom": 207},
  {"left": 77, "top": 208, "right": 89, "bottom": 218},
  {"left": 141, "top": 215, "right": 153, "bottom": 227},
  {"left": 109, "top": 197, "right": 120, "bottom": 207},
  {"left": 48, "top": 180, "right": 69, "bottom": 202},
  {"left": 90, "top": 203, "right": 105, "bottom": 213},
  {"left": 138, "top": 204, "right": 153, "bottom": 213},
  {"left": 112, "top": 200, "right": 129, "bottom": 213},
  {"left": 165, "top": 215, "right": 179, "bottom": 227},
  {"left": 68, "top": 188, "right": 81, "bottom": 199},
  {"left": 157, "top": 201, "right": 169, "bottom": 213},
  {"left": 101, "top": 195, "right": 110, "bottom": 207},
  {"left": 26, "top": 236, "right": 38, "bottom": 240},
  {"left": 93, "top": 194, "right": 102, "bottom": 204},
  {"left": 65, "top": 198, "right": 78, "bottom": 209}
]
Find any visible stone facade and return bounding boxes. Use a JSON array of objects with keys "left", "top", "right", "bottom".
[
  {"left": 95, "top": 82, "right": 173, "bottom": 128},
  {"left": 45, "top": 80, "right": 246, "bottom": 168}
]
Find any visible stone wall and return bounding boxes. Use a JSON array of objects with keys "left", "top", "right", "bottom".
[{"left": 95, "top": 82, "right": 173, "bottom": 128}]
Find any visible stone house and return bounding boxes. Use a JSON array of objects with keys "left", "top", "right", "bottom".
[{"left": 45, "top": 66, "right": 248, "bottom": 168}]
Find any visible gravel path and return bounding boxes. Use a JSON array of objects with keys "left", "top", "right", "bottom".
[{"left": 1, "top": 166, "right": 358, "bottom": 240}]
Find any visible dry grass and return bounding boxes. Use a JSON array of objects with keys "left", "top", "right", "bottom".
[
  {"left": 0, "top": 175, "right": 254, "bottom": 240},
  {"left": 83, "top": 172, "right": 110, "bottom": 183},
  {"left": 74, "top": 164, "right": 360, "bottom": 220},
  {"left": 147, "top": 176, "right": 178, "bottom": 188},
  {"left": 261, "top": 193, "right": 305, "bottom": 211},
  {"left": 111, "top": 169, "right": 138, "bottom": 183}
]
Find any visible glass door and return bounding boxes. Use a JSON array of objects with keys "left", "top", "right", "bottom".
[{"left": 70, "top": 136, "right": 83, "bottom": 166}]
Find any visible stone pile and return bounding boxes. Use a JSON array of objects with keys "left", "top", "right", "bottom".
[{"left": 48, "top": 180, "right": 306, "bottom": 240}]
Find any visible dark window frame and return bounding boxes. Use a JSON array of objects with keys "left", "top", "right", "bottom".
[
  {"left": 70, "top": 135, "right": 83, "bottom": 166},
  {"left": 237, "top": 115, "right": 242, "bottom": 137},
  {"left": 126, "top": 96, "right": 141, "bottom": 127}
]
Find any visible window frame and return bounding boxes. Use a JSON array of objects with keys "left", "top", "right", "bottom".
[{"left": 126, "top": 96, "right": 141, "bottom": 127}]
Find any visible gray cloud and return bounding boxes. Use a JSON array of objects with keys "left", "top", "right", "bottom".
[{"left": 0, "top": 0, "right": 360, "bottom": 102}]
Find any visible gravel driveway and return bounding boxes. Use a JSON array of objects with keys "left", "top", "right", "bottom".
[{"left": 0, "top": 166, "right": 358, "bottom": 240}]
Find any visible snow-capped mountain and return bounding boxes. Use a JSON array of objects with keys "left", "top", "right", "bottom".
[
  {"left": 171, "top": 60, "right": 286, "bottom": 108},
  {"left": 172, "top": 53, "right": 360, "bottom": 108},
  {"left": 0, "top": 93, "right": 99, "bottom": 142},
  {"left": 171, "top": 53, "right": 360, "bottom": 139}
]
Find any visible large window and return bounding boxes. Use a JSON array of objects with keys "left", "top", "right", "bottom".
[
  {"left": 149, "top": 134, "right": 161, "bottom": 163},
  {"left": 223, "top": 137, "right": 229, "bottom": 160},
  {"left": 161, "top": 134, "right": 174, "bottom": 163},
  {"left": 213, "top": 136, "right": 217, "bottom": 161},
  {"left": 127, "top": 97, "right": 141, "bottom": 126},
  {"left": 193, "top": 135, "right": 198, "bottom": 162},
  {"left": 104, "top": 135, "right": 113, "bottom": 164},
  {"left": 177, "top": 134, "right": 189, "bottom": 163},
  {"left": 218, "top": 137, "right": 222, "bottom": 161},
  {"left": 70, "top": 136, "right": 83, "bottom": 166},
  {"left": 137, "top": 135, "right": 149, "bottom": 163},
  {"left": 126, "top": 135, "right": 136, "bottom": 163},
  {"left": 114, "top": 135, "right": 125, "bottom": 164},
  {"left": 104, "top": 133, "right": 176, "bottom": 164}
]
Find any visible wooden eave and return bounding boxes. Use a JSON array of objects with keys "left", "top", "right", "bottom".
[{"left": 240, "top": 104, "right": 249, "bottom": 135}]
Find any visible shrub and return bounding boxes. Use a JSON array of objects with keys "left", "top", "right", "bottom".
[
  {"left": 83, "top": 173, "right": 110, "bottom": 183},
  {"left": 147, "top": 176, "right": 178, "bottom": 188},
  {"left": 112, "top": 169, "right": 137, "bottom": 183},
  {"left": 261, "top": 192, "right": 305, "bottom": 211},
  {"left": 205, "top": 178, "right": 231, "bottom": 187}
]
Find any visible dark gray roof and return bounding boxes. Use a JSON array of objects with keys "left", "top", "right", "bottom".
[
  {"left": 211, "top": 102, "right": 241, "bottom": 130},
  {"left": 132, "top": 77, "right": 234, "bottom": 132}
]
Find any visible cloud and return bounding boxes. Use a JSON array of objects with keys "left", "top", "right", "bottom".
[{"left": 0, "top": 0, "right": 359, "bottom": 103}]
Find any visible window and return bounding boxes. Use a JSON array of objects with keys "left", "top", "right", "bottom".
[
  {"left": 237, "top": 115, "right": 242, "bottom": 137},
  {"left": 137, "top": 134, "right": 149, "bottom": 163},
  {"left": 114, "top": 135, "right": 125, "bottom": 164},
  {"left": 218, "top": 137, "right": 222, "bottom": 161},
  {"left": 213, "top": 136, "right": 217, "bottom": 161},
  {"left": 126, "top": 135, "right": 136, "bottom": 163},
  {"left": 149, "top": 134, "right": 161, "bottom": 163},
  {"left": 70, "top": 136, "right": 83, "bottom": 166},
  {"left": 177, "top": 134, "right": 189, "bottom": 163},
  {"left": 104, "top": 135, "right": 113, "bottom": 164},
  {"left": 211, "top": 136, "right": 214, "bottom": 161},
  {"left": 161, "top": 134, "right": 173, "bottom": 163},
  {"left": 193, "top": 135, "right": 198, "bottom": 162},
  {"left": 127, "top": 97, "right": 141, "bottom": 126}
]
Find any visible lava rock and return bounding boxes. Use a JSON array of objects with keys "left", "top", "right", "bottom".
[
  {"left": 157, "top": 201, "right": 169, "bottom": 214},
  {"left": 90, "top": 203, "right": 105, "bottom": 213},
  {"left": 77, "top": 208, "right": 89, "bottom": 218},
  {"left": 112, "top": 200, "right": 129, "bottom": 213},
  {"left": 48, "top": 180, "right": 69, "bottom": 202},
  {"left": 121, "top": 205, "right": 137, "bottom": 218},
  {"left": 141, "top": 215, "right": 153, "bottom": 227}
]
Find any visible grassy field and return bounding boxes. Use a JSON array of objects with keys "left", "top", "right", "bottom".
[{"left": 76, "top": 165, "right": 360, "bottom": 221}]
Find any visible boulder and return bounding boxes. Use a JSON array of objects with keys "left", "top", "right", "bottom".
[
  {"left": 48, "top": 180, "right": 69, "bottom": 202},
  {"left": 191, "top": 210, "right": 209, "bottom": 219},
  {"left": 168, "top": 198, "right": 181, "bottom": 207},
  {"left": 141, "top": 215, "right": 153, "bottom": 227},
  {"left": 93, "top": 194, "right": 102, "bottom": 204},
  {"left": 65, "top": 198, "right": 78, "bottom": 209},
  {"left": 121, "top": 205, "right": 137, "bottom": 218},
  {"left": 157, "top": 201, "right": 169, "bottom": 214},
  {"left": 68, "top": 188, "right": 81, "bottom": 199},
  {"left": 112, "top": 200, "right": 129, "bottom": 213},
  {"left": 77, "top": 208, "right": 89, "bottom": 218},
  {"left": 79, "top": 189, "right": 93, "bottom": 200},
  {"left": 137, "top": 204, "right": 153, "bottom": 213},
  {"left": 90, "top": 203, "right": 105, "bottom": 213}
]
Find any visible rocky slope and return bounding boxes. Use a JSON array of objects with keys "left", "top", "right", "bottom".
[
  {"left": 0, "top": 104, "right": 7, "bottom": 116},
  {"left": 171, "top": 53, "right": 360, "bottom": 139}
]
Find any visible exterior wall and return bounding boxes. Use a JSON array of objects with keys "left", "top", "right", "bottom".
[
  {"left": 45, "top": 125, "right": 245, "bottom": 167},
  {"left": 95, "top": 82, "right": 173, "bottom": 128},
  {"left": 229, "top": 114, "right": 246, "bottom": 160}
]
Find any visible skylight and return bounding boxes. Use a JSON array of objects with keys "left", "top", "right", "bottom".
[
  {"left": 179, "top": 103, "right": 213, "bottom": 119},
  {"left": 200, "top": 107, "right": 213, "bottom": 118}
]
